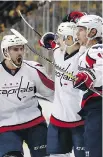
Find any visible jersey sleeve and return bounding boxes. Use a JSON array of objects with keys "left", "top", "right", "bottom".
[
  {"left": 85, "top": 44, "right": 103, "bottom": 87},
  {"left": 28, "top": 61, "right": 55, "bottom": 102}
]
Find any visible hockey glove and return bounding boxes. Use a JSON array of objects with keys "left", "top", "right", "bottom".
[
  {"left": 62, "top": 11, "right": 86, "bottom": 23},
  {"left": 39, "top": 32, "right": 56, "bottom": 50},
  {"left": 73, "top": 72, "right": 93, "bottom": 91}
]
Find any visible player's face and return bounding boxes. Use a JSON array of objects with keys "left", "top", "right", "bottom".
[
  {"left": 76, "top": 26, "right": 88, "bottom": 46},
  {"left": 8, "top": 45, "right": 24, "bottom": 66}
]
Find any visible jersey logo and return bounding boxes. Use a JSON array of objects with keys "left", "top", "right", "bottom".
[
  {"left": 0, "top": 76, "right": 35, "bottom": 101},
  {"left": 55, "top": 64, "right": 75, "bottom": 86}
]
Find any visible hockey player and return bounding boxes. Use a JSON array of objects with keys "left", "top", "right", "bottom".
[
  {"left": 73, "top": 15, "right": 103, "bottom": 157},
  {"left": 39, "top": 12, "right": 85, "bottom": 157},
  {"left": 0, "top": 35, "right": 54, "bottom": 157}
]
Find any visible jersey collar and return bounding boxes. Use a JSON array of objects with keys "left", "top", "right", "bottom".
[
  {"left": 64, "top": 49, "right": 79, "bottom": 61},
  {"left": 1, "top": 60, "right": 20, "bottom": 76}
]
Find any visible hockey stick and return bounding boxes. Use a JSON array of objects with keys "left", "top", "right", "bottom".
[
  {"left": 10, "top": 29, "right": 103, "bottom": 97},
  {"left": 10, "top": 29, "right": 69, "bottom": 74},
  {"left": 18, "top": 10, "right": 42, "bottom": 37}
]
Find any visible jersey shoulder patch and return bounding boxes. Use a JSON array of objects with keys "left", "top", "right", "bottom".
[
  {"left": 23, "top": 60, "right": 42, "bottom": 67},
  {"left": 91, "top": 44, "right": 103, "bottom": 50},
  {"left": 87, "top": 44, "right": 103, "bottom": 59},
  {"left": 86, "top": 44, "right": 103, "bottom": 68}
]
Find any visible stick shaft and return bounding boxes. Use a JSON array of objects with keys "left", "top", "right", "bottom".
[{"left": 18, "top": 10, "right": 42, "bottom": 37}]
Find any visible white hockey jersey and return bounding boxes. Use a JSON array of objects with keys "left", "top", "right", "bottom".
[
  {"left": 78, "top": 43, "right": 103, "bottom": 111},
  {"left": 0, "top": 60, "right": 54, "bottom": 133},
  {"left": 50, "top": 47, "right": 84, "bottom": 128}
]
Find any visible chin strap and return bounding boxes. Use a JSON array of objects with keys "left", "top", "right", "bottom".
[
  {"left": 9, "top": 59, "right": 22, "bottom": 68},
  {"left": 3, "top": 48, "right": 22, "bottom": 68}
]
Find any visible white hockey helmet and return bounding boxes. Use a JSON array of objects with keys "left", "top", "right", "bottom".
[
  {"left": 57, "top": 22, "right": 77, "bottom": 42},
  {"left": 1, "top": 35, "right": 27, "bottom": 68},
  {"left": 77, "top": 15, "right": 103, "bottom": 38},
  {"left": 1, "top": 35, "right": 27, "bottom": 55}
]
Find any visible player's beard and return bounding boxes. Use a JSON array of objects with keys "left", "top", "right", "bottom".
[{"left": 13, "top": 55, "right": 23, "bottom": 67}]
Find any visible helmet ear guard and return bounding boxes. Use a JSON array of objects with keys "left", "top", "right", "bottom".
[
  {"left": 3, "top": 51, "right": 8, "bottom": 57},
  {"left": 88, "top": 28, "right": 97, "bottom": 38},
  {"left": 2, "top": 48, "right": 10, "bottom": 60}
]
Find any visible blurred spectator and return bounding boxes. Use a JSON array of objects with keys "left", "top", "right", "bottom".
[
  {"left": 0, "top": 1, "right": 38, "bottom": 33},
  {"left": 0, "top": 23, "right": 5, "bottom": 32},
  {"left": 8, "top": 6, "right": 20, "bottom": 25},
  {"left": 0, "top": 0, "right": 102, "bottom": 34},
  {"left": 16, "top": 1, "right": 27, "bottom": 14}
]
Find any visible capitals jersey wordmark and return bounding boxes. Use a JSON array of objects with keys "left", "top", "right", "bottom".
[{"left": 0, "top": 76, "right": 35, "bottom": 101}]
